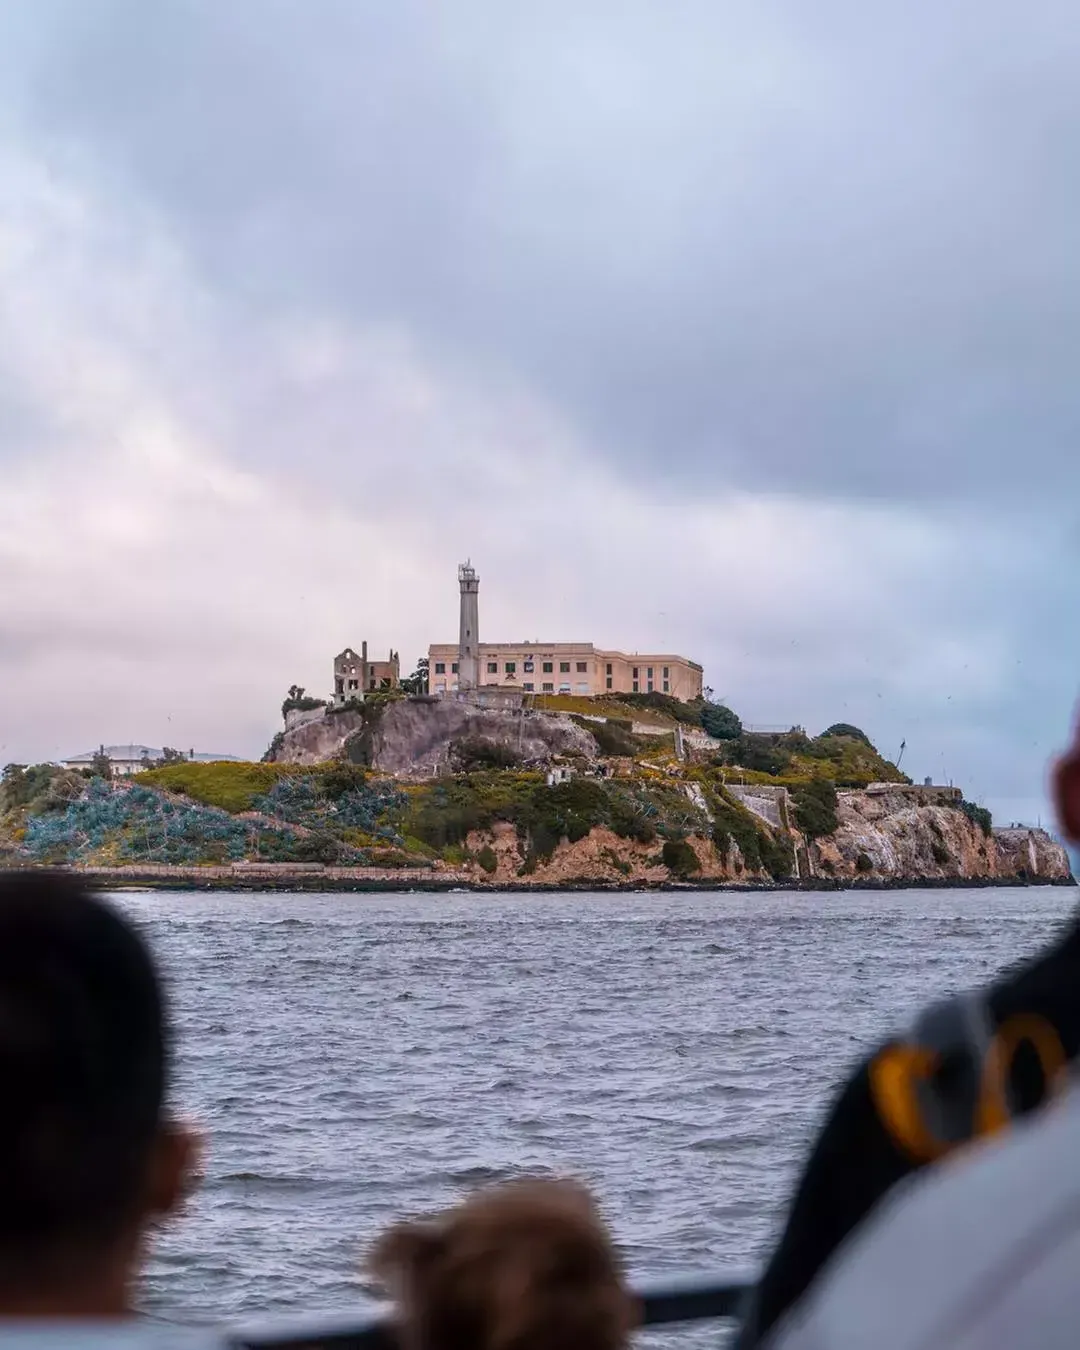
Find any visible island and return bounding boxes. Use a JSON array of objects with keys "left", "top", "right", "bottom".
[{"left": 2, "top": 689, "right": 1070, "bottom": 892}]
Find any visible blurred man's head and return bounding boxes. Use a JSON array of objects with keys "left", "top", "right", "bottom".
[
  {"left": 0, "top": 871, "right": 197, "bottom": 1315},
  {"left": 1053, "top": 725, "right": 1080, "bottom": 844}
]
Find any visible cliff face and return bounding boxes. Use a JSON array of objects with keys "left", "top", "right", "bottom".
[
  {"left": 268, "top": 699, "right": 597, "bottom": 778},
  {"left": 812, "top": 789, "right": 1069, "bottom": 884},
  {"left": 454, "top": 790, "right": 1070, "bottom": 887}
]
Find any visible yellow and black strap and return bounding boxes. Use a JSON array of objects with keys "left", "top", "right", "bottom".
[{"left": 869, "top": 1008, "right": 1067, "bottom": 1164}]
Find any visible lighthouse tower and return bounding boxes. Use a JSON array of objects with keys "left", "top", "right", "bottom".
[{"left": 457, "top": 562, "right": 480, "bottom": 692}]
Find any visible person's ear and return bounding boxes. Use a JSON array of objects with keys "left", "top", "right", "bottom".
[
  {"left": 1052, "top": 745, "right": 1080, "bottom": 843},
  {"left": 146, "top": 1119, "right": 203, "bottom": 1221}
]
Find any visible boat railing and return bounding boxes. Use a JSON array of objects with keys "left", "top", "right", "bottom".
[{"left": 231, "top": 1270, "right": 756, "bottom": 1347}]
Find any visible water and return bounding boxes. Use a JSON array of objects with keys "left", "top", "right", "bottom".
[{"left": 116, "top": 885, "right": 1076, "bottom": 1333}]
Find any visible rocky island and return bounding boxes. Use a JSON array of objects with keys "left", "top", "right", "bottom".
[{"left": 2, "top": 690, "right": 1070, "bottom": 891}]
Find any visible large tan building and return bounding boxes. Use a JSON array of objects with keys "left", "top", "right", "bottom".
[{"left": 427, "top": 641, "right": 703, "bottom": 702}]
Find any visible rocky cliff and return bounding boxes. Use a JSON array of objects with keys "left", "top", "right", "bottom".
[
  {"left": 266, "top": 699, "right": 597, "bottom": 778},
  {"left": 452, "top": 788, "right": 1071, "bottom": 888}
]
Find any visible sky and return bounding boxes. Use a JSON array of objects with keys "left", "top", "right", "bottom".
[{"left": 0, "top": 0, "right": 1076, "bottom": 826}]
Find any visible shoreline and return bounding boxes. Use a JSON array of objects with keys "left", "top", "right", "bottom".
[{"left": 28, "top": 865, "right": 1078, "bottom": 894}]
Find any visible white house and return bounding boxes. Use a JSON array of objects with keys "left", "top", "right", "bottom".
[{"left": 60, "top": 746, "right": 242, "bottom": 778}]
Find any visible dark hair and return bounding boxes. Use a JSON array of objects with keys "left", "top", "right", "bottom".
[{"left": 0, "top": 871, "right": 168, "bottom": 1273}]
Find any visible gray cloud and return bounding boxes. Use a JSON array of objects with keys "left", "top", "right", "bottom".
[{"left": 5, "top": 0, "right": 1080, "bottom": 501}]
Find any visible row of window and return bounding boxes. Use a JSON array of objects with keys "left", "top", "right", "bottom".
[{"left": 434, "top": 659, "right": 591, "bottom": 676}]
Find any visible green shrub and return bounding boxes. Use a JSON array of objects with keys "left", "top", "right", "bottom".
[
  {"left": 318, "top": 762, "right": 369, "bottom": 799},
  {"left": 700, "top": 703, "right": 743, "bottom": 740},
  {"left": 662, "top": 838, "right": 700, "bottom": 876},
  {"left": 476, "top": 844, "right": 498, "bottom": 874},
  {"left": 760, "top": 832, "right": 794, "bottom": 881},
  {"left": 571, "top": 716, "right": 638, "bottom": 758},
  {"left": 959, "top": 800, "right": 993, "bottom": 836},
  {"left": 821, "top": 723, "right": 873, "bottom": 746},
  {"left": 793, "top": 779, "right": 839, "bottom": 840}
]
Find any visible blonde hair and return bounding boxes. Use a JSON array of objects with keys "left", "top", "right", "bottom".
[{"left": 369, "top": 1179, "right": 635, "bottom": 1350}]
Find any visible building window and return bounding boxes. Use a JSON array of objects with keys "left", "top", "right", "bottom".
[
  {"left": 647, "top": 681, "right": 654, "bottom": 693},
  {"left": 559, "top": 662, "right": 570, "bottom": 673},
  {"left": 606, "top": 663, "right": 612, "bottom": 675},
  {"left": 434, "top": 662, "right": 446, "bottom": 674},
  {"left": 523, "top": 682, "right": 534, "bottom": 691},
  {"left": 451, "top": 662, "right": 459, "bottom": 674},
  {"left": 559, "top": 683, "right": 571, "bottom": 693},
  {"left": 542, "top": 682, "right": 554, "bottom": 692},
  {"left": 436, "top": 681, "right": 446, "bottom": 692},
  {"left": 487, "top": 662, "right": 498, "bottom": 674},
  {"left": 524, "top": 661, "right": 534, "bottom": 673},
  {"left": 663, "top": 666, "right": 670, "bottom": 679},
  {"left": 663, "top": 681, "right": 670, "bottom": 693},
  {"left": 576, "top": 662, "right": 588, "bottom": 673},
  {"left": 347, "top": 679, "right": 358, "bottom": 690},
  {"left": 576, "top": 682, "right": 589, "bottom": 694},
  {"left": 632, "top": 667, "right": 639, "bottom": 679},
  {"left": 505, "top": 661, "right": 516, "bottom": 674},
  {"left": 606, "top": 677, "right": 613, "bottom": 690},
  {"left": 543, "top": 662, "right": 553, "bottom": 674},
  {"left": 633, "top": 681, "right": 639, "bottom": 693}
]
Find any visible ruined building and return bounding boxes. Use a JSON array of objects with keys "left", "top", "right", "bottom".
[{"left": 332, "top": 643, "right": 400, "bottom": 704}]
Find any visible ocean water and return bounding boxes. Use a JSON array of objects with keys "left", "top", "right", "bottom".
[{"left": 114, "top": 886, "right": 1076, "bottom": 1339}]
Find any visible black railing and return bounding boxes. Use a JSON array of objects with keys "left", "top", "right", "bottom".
[{"left": 231, "top": 1271, "right": 756, "bottom": 1348}]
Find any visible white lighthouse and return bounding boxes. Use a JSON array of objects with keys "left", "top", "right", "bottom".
[{"left": 457, "top": 561, "right": 480, "bottom": 691}]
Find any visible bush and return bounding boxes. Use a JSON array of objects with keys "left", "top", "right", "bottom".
[
  {"left": 959, "top": 800, "right": 993, "bottom": 836},
  {"left": 476, "top": 844, "right": 498, "bottom": 874},
  {"left": 700, "top": 703, "right": 743, "bottom": 740},
  {"left": 821, "top": 723, "right": 873, "bottom": 746},
  {"left": 662, "top": 838, "right": 700, "bottom": 876},
  {"left": 318, "top": 763, "right": 368, "bottom": 799},
  {"left": 793, "top": 779, "right": 839, "bottom": 840},
  {"left": 571, "top": 716, "right": 638, "bottom": 758},
  {"left": 710, "top": 788, "right": 766, "bottom": 870},
  {"left": 760, "top": 832, "right": 794, "bottom": 881}
]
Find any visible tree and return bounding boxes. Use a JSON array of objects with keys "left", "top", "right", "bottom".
[
  {"left": 700, "top": 702, "right": 742, "bottom": 740},
  {"left": 401, "top": 658, "right": 430, "bottom": 696},
  {"left": 89, "top": 746, "right": 113, "bottom": 781}
]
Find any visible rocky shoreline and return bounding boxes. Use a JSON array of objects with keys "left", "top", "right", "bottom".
[{"left": 53, "top": 864, "right": 1078, "bottom": 895}]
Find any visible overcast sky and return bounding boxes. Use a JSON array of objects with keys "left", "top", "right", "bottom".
[{"left": 1, "top": 1, "right": 1076, "bottom": 825}]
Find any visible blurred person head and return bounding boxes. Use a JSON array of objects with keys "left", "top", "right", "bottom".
[
  {"left": 369, "top": 1177, "right": 636, "bottom": 1350},
  {"left": 0, "top": 871, "right": 198, "bottom": 1316}
]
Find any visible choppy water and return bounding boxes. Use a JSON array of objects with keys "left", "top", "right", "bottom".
[{"left": 116, "top": 886, "right": 1076, "bottom": 1335}]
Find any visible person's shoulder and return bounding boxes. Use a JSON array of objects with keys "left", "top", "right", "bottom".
[{"left": 769, "top": 1082, "right": 1080, "bottom": 1350}]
